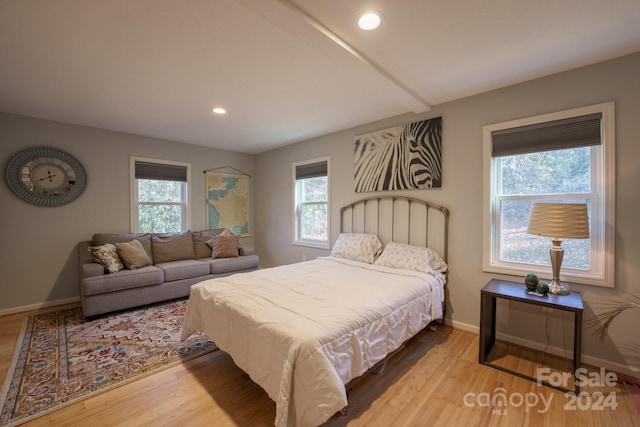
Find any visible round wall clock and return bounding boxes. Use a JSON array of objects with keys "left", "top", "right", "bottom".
[{"left": 5, "top": 146, "right": 87, "bottom": 206}]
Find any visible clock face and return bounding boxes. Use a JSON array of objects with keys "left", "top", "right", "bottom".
[{"left": 6, "top": 147, "right": 87, "bottom": 206}]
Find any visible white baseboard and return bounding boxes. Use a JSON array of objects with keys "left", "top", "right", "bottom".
[
  {"left": 450, "top": 319, "right": 640, "bottom": 379},
  {"left": 0, "top": 297, "right": 81, "bottom": 317}
]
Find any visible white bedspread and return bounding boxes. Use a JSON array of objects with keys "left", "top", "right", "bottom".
[{"left": 180, "top": 256, "right": 445, "bottom": 427}]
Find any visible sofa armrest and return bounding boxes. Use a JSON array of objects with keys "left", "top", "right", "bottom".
[
  {"left": 82, "top": 262, "right": 106, "bottom": 278},
  {"left": 79, "top": 240, "right": 106, "bottom": 278},
  {"left": 239, "top": 246, "right": 255, "bottom": 256}
]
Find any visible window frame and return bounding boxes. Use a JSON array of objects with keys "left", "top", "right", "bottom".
[
  {"left": 482, "top": 102, "right": 615, "bottom": 287},
  {"left": 130, "top": 156, "right": 191, "bottom": 233},
  {"left": 292, "top": 157, "right": 330, "bottom": 249}
]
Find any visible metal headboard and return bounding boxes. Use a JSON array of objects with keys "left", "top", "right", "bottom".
[{"left": 339, "top": 196, "right": 449, "bottom": 263}]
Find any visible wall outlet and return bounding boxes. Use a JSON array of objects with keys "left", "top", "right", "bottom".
[{"left": 302, "top": 254, "right": 307, "bottom": 261}]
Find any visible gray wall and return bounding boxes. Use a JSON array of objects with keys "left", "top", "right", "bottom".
[
  {"left": 254, "top": 52, "right": 640, "bottom": 376},
  {"left": 0, "top": 114, "right": 255, "bottom": 311}
]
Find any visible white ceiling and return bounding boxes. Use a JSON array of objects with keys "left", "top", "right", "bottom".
[{"left": 2, "top": 0, "right": 640, "bottom": 154}]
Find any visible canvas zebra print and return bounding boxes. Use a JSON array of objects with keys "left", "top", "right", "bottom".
[{"left": 354, "top": 117, "right": 442, "bottom": 192}]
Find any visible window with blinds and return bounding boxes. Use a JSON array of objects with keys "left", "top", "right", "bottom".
[
  {"left": 293, "top": 157, "right": 330, "bottom": 249},
  {"left": 130, "top": 157, "right": 191, "bottom": 233},
  {"left": 482, "top": 103, "right": 615, "bottom": 287}
]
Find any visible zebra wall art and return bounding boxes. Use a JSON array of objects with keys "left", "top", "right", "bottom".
[{"left": 354, "top": 117, "right": 442, "bottom": 192}]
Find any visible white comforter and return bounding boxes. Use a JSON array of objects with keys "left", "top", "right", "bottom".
[{"left": 180, "top": 256, "right": 445, "bottom": 427}]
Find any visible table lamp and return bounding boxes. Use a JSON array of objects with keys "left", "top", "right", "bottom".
[{"left": 527, "top": 203, "right": 590, "bottom": 295}]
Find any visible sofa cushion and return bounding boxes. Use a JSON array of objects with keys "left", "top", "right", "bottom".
[
  {"left": 205, "top": 255, "right": 259, "bottom": 274},
  {"left": 193, "top": 228, "right": 227, "bottom": 238},
  {"left": 209, "top": 234, "right": 240, "bottom": 258},
  {"left": 88, "top": 243, "right": 124, "bottom": 273},
  {"left": 193, "top": 234, "right": 214, "bottom": 258},
  {"left": 81, "top": 266, "right": 163, "bottom": 296},
  {"left": 93, "top": 233, "right": 153, "bottom": 261},
  {"left": 156, "top": 259, "right": 210, "bottom": 282},
  {"left": 115, "top": 239, "right": 153, "bottom": 269},
  {"left": 151, "top": 231, "right": 196, "bottom": 264},
  {"left": 193, "top": 229, "right": 227, "bottom": 258}
]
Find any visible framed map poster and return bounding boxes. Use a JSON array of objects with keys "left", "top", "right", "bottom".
[{"left": 205, "top": 170, "right": 250, "bottom": 236}]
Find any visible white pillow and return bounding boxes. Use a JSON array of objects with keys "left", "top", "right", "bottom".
[
  {"left": 331, "top": 233, "right": 382, "bottom": 264},
  {"left": 374, "top": 241, "right": 447, "bottom": 273}
]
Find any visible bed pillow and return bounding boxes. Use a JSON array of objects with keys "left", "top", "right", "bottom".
[
  {"left": 330, "top": 233, "right": 382, "bottom": 264},
  {"left": 115, "top": 239, "right": 153, "bottom": 269},
  {"left": 209, "top": 234, "right": 240, "bottom": 258},
  {"left": 88, "top": 243, "right": 124, "bottom": 274},
  {"left": 374, "top": 241, "right": 447, "bottom": 273}
]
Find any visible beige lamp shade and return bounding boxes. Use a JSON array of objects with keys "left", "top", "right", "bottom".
[{"left": 527, "top": 203, "right": 590, "bottom": 239}]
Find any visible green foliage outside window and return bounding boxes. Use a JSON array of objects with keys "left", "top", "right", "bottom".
[
  {"left": 137, "top": 179, "right": 184, "bottom": 233},
  {"left": 498, "top": 147, "right": 591, "bottom": 270},
  {"left": 298, "top": 176, "right": 328, "bottom": 241}
]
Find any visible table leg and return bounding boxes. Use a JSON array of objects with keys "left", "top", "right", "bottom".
[
  {"left": 479, "top": 293, "right": 496, "bottom": 363},
  {"left": 574, "top": 310, "right": 582, "bottom": 393}
]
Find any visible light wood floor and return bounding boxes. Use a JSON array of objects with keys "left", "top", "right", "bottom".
[{"left": 1, "top": 305, "right": 638, "bottom": 427}]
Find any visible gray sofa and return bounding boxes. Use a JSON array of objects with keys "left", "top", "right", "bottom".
[{"left": 79, "top": 229, "right": 259, "bottom": 317}]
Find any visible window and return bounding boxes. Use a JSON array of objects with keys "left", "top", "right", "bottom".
[
  {"left": 130, "top": 157, "right": 191, "bottom": 233},
  {"left": 483, "top": 103, "right": 615, "bottom": 287},
  {"left": 293, "top": 158, "right": 330, "bottom": 249}
]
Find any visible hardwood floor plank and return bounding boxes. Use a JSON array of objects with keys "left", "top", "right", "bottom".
[{"left": 1, "top": 307, "right": 637, "bottom": 426}]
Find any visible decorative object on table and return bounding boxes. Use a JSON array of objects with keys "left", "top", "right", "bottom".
[
  {"left": 204, "top": 167, "right": 250, "bottom": 236},
  {"left": 0, "top": 299, "right": 217, "bottom": 426},
  {"left": 536, "top": 283, "right": 550, "bottom": 295},
  {"left": 354, "top": 116, "right": 442, "bottom": 192},
  {"left": 524, "top": 273, "right": 539, "bottom": 291},
  {"left": 5, "top": 146, "right": 87, "bottom": 206},
  {"left": 527, "top": 203, "right": 590, "bottom": 295}
]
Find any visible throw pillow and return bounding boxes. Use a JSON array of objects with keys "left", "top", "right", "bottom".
[
  {"left": 209, "top": 235, "right": 240, "bottom": 258},
  {"left": 88, "top": 243, "right": 124, "bottom": 273},
  {"left": 192, "top": 229, "right": 226, "bottom": 258},
  {"left": 93, "top": 233, "right": 153, "bottom": 260},
  {"left": 115, "top": 239, "right": 153, "bottom": 269}
]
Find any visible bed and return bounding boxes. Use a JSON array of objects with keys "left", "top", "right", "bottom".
[{"left": 180, "top": 196, "right": 449, "bottom": 427}]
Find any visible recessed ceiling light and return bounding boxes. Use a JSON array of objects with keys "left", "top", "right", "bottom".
[
  {"left": 358, "top": 12, "right": 381, "bottom": 30},
  {"left": 212, "top": 107, "right": 226, "bottom": 115}
]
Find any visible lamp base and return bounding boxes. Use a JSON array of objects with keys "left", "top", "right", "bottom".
[
  {"left": 548, "top": 280, "right": 570, "bottom": 295},
  {"left": 548, "top": 242, "right": 570, "bottom": 295}
]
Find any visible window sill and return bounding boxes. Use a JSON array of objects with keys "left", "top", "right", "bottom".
[
  {"left": 483, "top": 264, "right": 612, "bottom": 288},
  {"left": 293, "top": 240, "right": 330, "bottom": 250}
]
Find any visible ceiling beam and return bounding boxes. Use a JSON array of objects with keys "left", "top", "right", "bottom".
[{"left": 236, "top": 0, "right": 431, "bottom": 113}]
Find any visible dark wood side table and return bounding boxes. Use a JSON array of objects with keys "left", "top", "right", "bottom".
[{"left": 479, "top": 278, "right": 584, "bottom": 393}]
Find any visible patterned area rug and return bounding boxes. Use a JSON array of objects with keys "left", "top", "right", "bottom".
[{"left": 0, "top": 299, "right": 216, "bottom": 426}]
